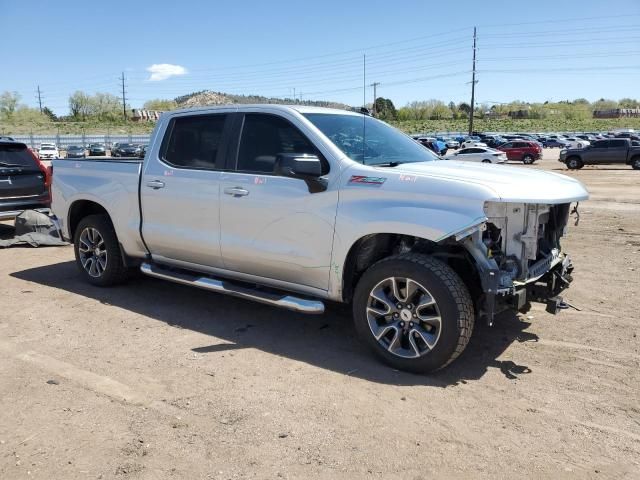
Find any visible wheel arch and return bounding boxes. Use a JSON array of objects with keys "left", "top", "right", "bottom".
[
  {"left": 68, "top": 199, "right": 111, "bottom": 240},
  {"left": 340, "top": 232, "right": 484, "bottom": 307}
]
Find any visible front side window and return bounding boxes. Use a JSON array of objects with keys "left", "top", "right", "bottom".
[
  {"left": 163, "top": 114, "right": 227, "bottom": 169},
  {"left": 236, "top": 114, "right": 318, "bottom": 173},
  {"left": 609, "top": 140, "right": 626, "bottom": 148},
  {"left": 304, "top": 113, "right": 438, "bottom": 165},
  {"left": 592, "top": 140, "right": 608, "bottom": 148}
]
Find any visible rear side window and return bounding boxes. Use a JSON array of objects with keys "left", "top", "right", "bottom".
[
  {"left": 592, "top": 140, "right": 608, "bottom": 148},
  {"left": 501, "top": 143, "right": 513, "bottom": 148},
  {"left": 162, "top": 114, "right": 227, "bottom": 169},
  {"left": 236, "top": 114, "right": 319, "bottom": 174},
  {"left": 609, "top": 140, "right": 626, "bottom": 148},
  {"left": 0, "top": 144, "right": 38, "bottom": 170}
]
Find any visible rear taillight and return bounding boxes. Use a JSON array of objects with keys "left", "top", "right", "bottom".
[{"left": 29, "top": 149, "right": 51, "bottom": 203}]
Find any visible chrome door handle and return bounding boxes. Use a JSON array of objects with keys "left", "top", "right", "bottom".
[
  {"left": 146, "top": 180, "right": 165, "bottom": 189},
  {"left": 224, "top": 187, "right": 249, "bottom": 197}
]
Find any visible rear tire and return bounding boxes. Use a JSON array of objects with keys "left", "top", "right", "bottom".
[
  {"left": 73, "top": 214, "right": 129, "bottom": 286},
  {"left": 482, "top": 159, "right": 492, "bottom": 163},
  {"left": 566, "top": 157, "right": 583, "bottom": 170},
  {"left": 631, "top": 156, "right": 640, "bottom": 170},
  {"left": 352, "top": 253, "right": 474, "bottom": 373},
  {"left": 522, "top": 154, "right": 535, "bottom": 164}
]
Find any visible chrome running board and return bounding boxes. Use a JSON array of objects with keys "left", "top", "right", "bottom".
[{"left": 140, "top": 262, "right": 325, "bottom": 314}]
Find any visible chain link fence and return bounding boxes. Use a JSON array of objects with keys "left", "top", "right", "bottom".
[{"left": 9, "top": 134, "right": 151, "bottom": 149}]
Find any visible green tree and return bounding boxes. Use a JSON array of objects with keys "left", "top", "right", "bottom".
[
  {"left": 143, "top": 98, "right": 178, "bottom": 111},
  {"left": 0, "top": 91, "right": 21, "bottom": 119},
  {"left": 619, "top": 98, "right": 639, "bottom": 108},
  {"left": 69, "top": 91, "right": 92, "bottom": 119},
  {"left": 42, "top": 106, "right": 57, "bottom": 121},
  {"left": 374, "top": 97, "right": 397, "bottom": 120}
]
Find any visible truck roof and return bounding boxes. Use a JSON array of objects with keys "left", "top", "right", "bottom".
[{"left": 167, "top": 104, "right": 362, "bottom": 117}]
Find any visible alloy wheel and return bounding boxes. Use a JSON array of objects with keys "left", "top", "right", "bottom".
[
  {"left": 366, "top": 277, "right": 442, "bottom": 359},
  {"left": 78, "top": 227, "right": 108, "bottom": 277}
]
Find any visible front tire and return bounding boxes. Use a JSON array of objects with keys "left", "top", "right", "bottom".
[
  {"left": 482, "top": 159, "right": 492, "bottom": 163},
  {"left": 352, "top": 254, "right": 474, "bottom": 373},
  {"left": 566, "top": 157, "right": 583, "bottom": 170},
  {"left": 73, "top": 214, "right": 129, "bottom": 286}
]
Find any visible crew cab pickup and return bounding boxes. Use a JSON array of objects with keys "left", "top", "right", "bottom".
[
  {"left": 559, "top": 138, "right": 640, "bottom": 170},
  {"left": 52, "top": 105, "right": 589, "bottom": 373}
]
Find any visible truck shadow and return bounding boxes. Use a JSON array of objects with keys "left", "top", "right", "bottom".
[{"left": 12, "top": 260, "right": 537, "bottom": 387}]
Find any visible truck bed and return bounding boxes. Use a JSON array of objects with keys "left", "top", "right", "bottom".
[{"left": 51, "top": 157, "right": 146, "bottom": 257}]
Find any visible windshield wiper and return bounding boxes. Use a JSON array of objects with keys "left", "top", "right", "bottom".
[{"left": 370, "top": 161, "right": 403, "bottom": 167}]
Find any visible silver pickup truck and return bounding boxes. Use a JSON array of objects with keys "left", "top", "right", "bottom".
[{"left": 52, "top": 105, "right": 588, "bottom": 373}]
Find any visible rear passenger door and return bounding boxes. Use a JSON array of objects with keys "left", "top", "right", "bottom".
[
  {"left": 607, "top": 139, "right": 628, "bottom": 163},
  {"left": 218, "top": 112, "right": 338, "bottom": 292},
  {"left": 140, "top": 111, "right": 233, "bottom": 269}
]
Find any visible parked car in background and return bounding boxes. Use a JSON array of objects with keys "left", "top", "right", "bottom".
[
  {"left": 496, "top": 140, "right": 542, "bottom": 164},
  {"left": 559, "top": 138, "right": 640, "bottom": 170},
  {"left": 461, "top": 139, "right": 487, "bottom": 149},
  {"left": 614, "top": 132, "right": 639, "bottom": 141},
  {"left": 541, "top": 137, "right": 571, "bottom": 149},
  {"left": 437, "top": 137, "right": 459, "bottom": 150},
  {"left": 0, "top": 139, "right": 51, "bottom": 220},
  {"left": 65, "top": 145, "right": 86, "bottom": 159},
  {"left": 112, "top": 143, "right": 142, "bottom": 157},
  {"left": 138, "top": 144, "right": 148, "bottom": 158},
  {"left": 481, "top": 135, "right": 507, "bottom": 148},
  {"left": 564, "top": 137, "right": 590, "bottom": 149},
  {"left": 444, "top": 146, "right": 507, "bottom": 164},
  {"left": 51, "top": 104, "right": 589, "bottom": 373},
  {"left": 417, "top": 137, "right": 447, "bottom": 155},
  {"left": 38, "top": 143, "right": 59, "bottom": 161},
  {"left": 88, "top": 143, "right": 106, "bottom": 156},
  {"left": 0, "top": 136, "right": 15, "bottom": 141}
]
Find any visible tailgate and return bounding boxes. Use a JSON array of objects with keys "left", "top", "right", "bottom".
[{"left": 0, "top": 167, "right": 46, "bottom": 198}]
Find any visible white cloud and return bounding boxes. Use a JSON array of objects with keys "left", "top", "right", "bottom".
[{"left": 146, "top": 63, "right": 188, "bottom": 81}]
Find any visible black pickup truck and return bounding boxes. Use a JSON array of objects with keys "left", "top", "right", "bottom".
[{"left": 559, "top": 138, "right": 640, "bottom": 170}]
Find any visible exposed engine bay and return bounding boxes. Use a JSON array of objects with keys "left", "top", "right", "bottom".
[{"left": 462, "top": 201, "right": 577, "bottom": 324}]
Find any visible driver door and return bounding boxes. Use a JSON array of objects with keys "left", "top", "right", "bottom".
[{"left": 218, "top": 112, "right": 338, "bottom": 291}]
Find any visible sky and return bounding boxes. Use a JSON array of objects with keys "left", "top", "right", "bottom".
[{"left": 2, "top": 0, "right": 640, "bottom": 115}]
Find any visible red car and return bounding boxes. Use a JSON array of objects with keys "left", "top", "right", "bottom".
[{"left": 496, "top": 140, "right": 542, "bottom": 164}]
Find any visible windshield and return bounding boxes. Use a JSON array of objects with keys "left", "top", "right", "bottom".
[
  {"left": 304, "top": 113, "right": 439, "bottom": 165},
  {"left": 41, "top": 146, "right": 55, "bottom": 150},
  {"left": 120, "top": 143, "right": 134, "bottom": 148},
  {"left": 68, "top": 146, "right": 82, "bottom": 150}
]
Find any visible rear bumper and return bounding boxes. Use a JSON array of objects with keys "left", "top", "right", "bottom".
[
  {"left": 0, "top": 196, "right": 51, "bottom": 220},
  {"left": 0, "top": 207, "right": 51, "bottom": 221}
]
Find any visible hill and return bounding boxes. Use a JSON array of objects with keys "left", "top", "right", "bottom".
[{"left": 174, "top": 90, "right": 352, "bottom": 110}]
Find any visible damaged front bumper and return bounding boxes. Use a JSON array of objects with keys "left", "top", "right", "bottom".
[{"left": 473, "top": 252, "right": 576, "bottom": 326}]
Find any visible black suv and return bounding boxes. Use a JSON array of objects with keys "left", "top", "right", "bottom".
[{"left": 0, "top": 140, "right": 51, "bottom": 220}]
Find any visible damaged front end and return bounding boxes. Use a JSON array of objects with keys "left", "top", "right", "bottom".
[{"left": 462, "top": 201, "right": 579, "bottom": 325}]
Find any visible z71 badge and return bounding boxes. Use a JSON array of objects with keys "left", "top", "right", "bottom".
[{"left": 348, "top": 175, "right": 386, "bottom": 186}]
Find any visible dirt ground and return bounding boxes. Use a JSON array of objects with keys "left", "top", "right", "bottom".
[{"left": 1, "top": 149, "right": 639, "bottom": 479}]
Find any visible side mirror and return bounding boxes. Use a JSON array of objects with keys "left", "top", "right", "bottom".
[
  {"left": 274, "top": 153, "right": 327, "bottom": 193},
  {"left": 275, "top": 153, "right": 323, "bottom": 178}
]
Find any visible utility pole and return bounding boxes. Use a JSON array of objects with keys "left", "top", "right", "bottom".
[
  {"left": 468, "top": 27, "right": 477, "bottom": 135},
  {"left": 120, "top": 72, "right": 127, "bottom": 121},
  {"left": 370, "top": 82, "right": 380, "bottom": 116},
  {"left": 36, "top": 85, "right": 43, "bottom": 113}
]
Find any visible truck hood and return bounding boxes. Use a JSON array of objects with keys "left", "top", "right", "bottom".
[{"left": 375, "top": 160, "right": 589, "bottom": 204}]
